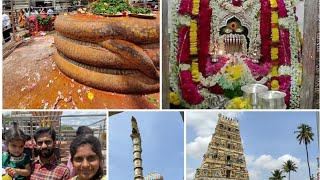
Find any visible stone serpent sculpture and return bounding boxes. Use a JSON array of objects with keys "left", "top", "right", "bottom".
[{"left": 54, "top": 14, "right": 159, "bottom": 94}]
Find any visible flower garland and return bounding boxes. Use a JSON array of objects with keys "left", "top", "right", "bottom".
[
  {"left": 270, "top": 0, "right": 280, "bottom": 91},
  {"left": 216, "top": 0, "right": 255, "bottom": 14},
  {"left": 284, "top": 0, "right": 301, "bottom": 108},
  {"left": 169, "top": 0, "right": 301, "bottom": 109}
]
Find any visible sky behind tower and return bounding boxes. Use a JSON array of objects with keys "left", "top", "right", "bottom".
[
  {"left": 186, "top": 111, "right": 318, "bottom": 180},
  {"left": 108, "top": 111, "right": 184, "bottom": 179}
]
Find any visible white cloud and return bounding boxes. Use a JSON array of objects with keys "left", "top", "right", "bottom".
[
  {"left": 186, "top": 136, "right": 211, "bottom": 159},
  {"left": 249, "top": 154, "right": 301, "bottom": 171},
  {"left": 186, "top": 168, "right": 196, "bottom": 180},
  {"left": 245, "top": 154, "right": 315, "bottom": 180},
  {"left": 186, "top": 111, "right": 244, "bottom": 137}
]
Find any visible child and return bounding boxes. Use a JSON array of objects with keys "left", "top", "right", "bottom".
[{"left": 2, "top": 127, "right": 31, "bottom": 180}]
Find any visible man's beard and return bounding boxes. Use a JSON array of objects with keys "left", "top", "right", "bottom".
[{"left": 38, "top": 147, "right": 55, "bottom": 158}]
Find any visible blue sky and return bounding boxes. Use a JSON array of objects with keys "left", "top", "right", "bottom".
[
  {"left": 61, "top": 111, "right": 106, "bottom": 129},
  {"left": 186, "top": 111, "right": 319, "bottom": 180},
  {"left": 108, "top": 111, "right": 184, "bottom": 179}
]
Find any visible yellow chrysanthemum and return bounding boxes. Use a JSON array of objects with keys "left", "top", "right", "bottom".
[
  {"left": 271, "top": 12, "right": 279, "bottom": 24},
  {"left": 226, "top": 65, "right": 243, "bottom": 80},
  {"left": 190, "top": 20, "right": 198, "bottom": 55},
  {"left": 271, "top": 66, "right": 278, "bottom": 76},
  {"left": 271, "top": 79, "right": 279, "bottom": 90},
  {"left": 271, "top": 47, "right": 279, "bottom": 60},
  {"left": 227, "top": 97, "right": 252, "bottom": 109},
  {"left": 190, "top": 47, "right": 198, "bottom": 55},
  {"left": 192, "top": 0, "right": 200, "bottom": 15},
  {"left": 271, "top": 28, "right": 280, "bottom": 43},
  {"left": 270, "top": 0, "right": 278, "bottom": 8},
  {"left": 169, "top": 92, "right": 180, "bottom": 105}
]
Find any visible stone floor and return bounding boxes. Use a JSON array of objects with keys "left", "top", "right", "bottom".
[{"left": 3, "top": 35, "right": 159, "bottom": 109}]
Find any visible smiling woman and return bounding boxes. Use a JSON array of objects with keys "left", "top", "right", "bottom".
[{"left": 69, "top": 135, "right": 106, "bottom": 180}]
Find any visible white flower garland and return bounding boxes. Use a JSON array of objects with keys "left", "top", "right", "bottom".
[
  {"left": 279, "top": 17, "right": 290, "bottom": 29},
  {"left": 179, "top": 63, "right": 191, "bottom": 71},
  {"left": 248, "top": 2, "right": 261, "bottom": 57},
  {"left": 284, "top": 0, "right": 301, "bottom": 108},
  {"left": 278, "top": 65, "right": 291, "bottom": 75},
  {"left": 216, "top": 0, "right": 255, "bottom": 14}
]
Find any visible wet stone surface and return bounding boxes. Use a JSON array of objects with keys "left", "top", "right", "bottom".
[{"left": 3, "top": 35, "right": 160, "bottom": 109}]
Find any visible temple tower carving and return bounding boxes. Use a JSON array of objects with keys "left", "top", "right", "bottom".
[
  {"left": 195, "top": 114, "right": 249, "bottom": 180},
  {"left": 131, "top": 116, "right": 144, "bottom": 180}
]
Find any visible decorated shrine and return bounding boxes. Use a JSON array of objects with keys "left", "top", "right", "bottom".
[{"left": 169, "top": 0, "right": 303, "bottom": 108}]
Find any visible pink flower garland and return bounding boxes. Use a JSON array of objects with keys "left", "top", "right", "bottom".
[
  {"left": 178, "top": 0, "right": 193, "bottom": 15},
  {"left": 277, "top": 0, "right": 288, "bottom": 17},
  {"left": 179, "top": 71, "right": 204, "bottom": 104},
  {"left": 245, "top": 60, "right": 272, "bottom": 76},
  {"left": 177, "top": 26, "right": 191, "bottom": 64},
  {"left": 205, "top": 56, "right": 228, "bottom": 76},
  {"left": 198, "top": 5, "right": 212, "bottom": 76},
  {"left": 260, "top": 0, "right": 272, "bottom": 64},
  {"left": 278, "top": 29, "right": 291, "bottom": 65}
]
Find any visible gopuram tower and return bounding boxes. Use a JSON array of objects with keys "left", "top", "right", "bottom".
[
  {"left": 195, "top": 114, "right": 249, "bottom": 180},
  {"left": 131, "top": 116, "right": 144, "bottom": 180}
]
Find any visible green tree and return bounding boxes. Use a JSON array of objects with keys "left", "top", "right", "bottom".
[
  {"left": 282, "top": 159, "right": 298, "bottom": 180},
  {"left": 295, "top": 124, "right": 314, "bottom": 180},
  {"left": 269, "top": 169, "right": 286, "bottom": 180}
]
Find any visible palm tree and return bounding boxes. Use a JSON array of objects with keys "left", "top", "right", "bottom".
[
  {"left": 269, "top": 169, "right": 286, "bottom": 180},
  {"left": 282, "top": 160, "right": 298, "bottom": 180},
  {"left": 295, "top": 123, "right": 314, "bottom": 180}
]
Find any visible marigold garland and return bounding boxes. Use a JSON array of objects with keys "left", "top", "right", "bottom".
[
  {"left": 271, "top": 11, "right": 279, "bottom": 23},
  {"left": 271, "top": 27, "right": 280, "bottom": 42},
  {"left": 192, "top": 0, "right": 200, "bottom": 15},
  {"left": 270, "top": 0, "right": 278, "bottom": 8},
  {"left": 190, "top": 20, "right": 198, "bottom": 55},
  {"left": 270, "top": 0, "right": 280, "bottom": 91},
  {"left": 191, "top": 61, "right": 201, "bottom": 82},
  {"left": 169, "top": 91, "right": 181, "bottom": 105},
  {"left": 271, "top": 47, "right": 279, "bottom": 60}
]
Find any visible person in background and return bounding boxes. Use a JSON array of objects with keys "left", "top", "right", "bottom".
[
  {"left": 67, "top": 126, "right": 94, "bottom": 178},
  {"left": 30, "top": 127, "right": 69, "bottom": 180},
  {"left": 18, "top": 9, "right": 26, "bottom": 28},
  {"left": 2, "top": 11, "right": 12, "bottom": 43},
  {"left": 2, "top": 127, "right": 31, "bottom": 180},
  {"left": 47, "top": 8, "right": 54, "bottom": 16},
  {"left": 69, "top": 135, "right": 106, "bottom": 180},
  {"left": 2, "top": 132, "right": 8, "bottom": 152}
]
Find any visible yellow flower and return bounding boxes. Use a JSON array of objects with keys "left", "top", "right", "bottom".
[
  {"left": 271, "top": 66, "right": 278, "bottom": 76},
  {"left": 271, "top": 12, "right": 279, "bottom": 24},
  {"left": 88, "top": 92, "right": 94, "bottom": 100},
  {"left": 226, "top": 65, "right": 243, "bottom": 81},
  {"left": 227, "top": 97, "right": 252, "bottom": 109},
  {"left": 191, "top": 70, "right": 200, "bottom": 82},
  {"left": 190, "top": 47, "right": 198, "bottom": 55},
  {"left": 271, "top": 28, "right": 280, "bottom": 43},
  {"left": 270, "top": 0, "right": 278, "bottom": 8},
  {"left": 271, "top": 47, "right": 278, "bottom": 60},
  {"left": 169, "top": 92, "right": 180, "bottom": 105},
  {"left": 232, "top": 97, "right": 242, "bottom": 106},
  {"left": 271, "top": 80, "right": 279, "bottom": 90},
  {"left": 190, "top": 20, "right": 198, "bottom": 55},
  {"left": 298, "top": 63, "right": 302, "bottom": 85},
  {"left": 192, "top": 0, "right": 200, "bottom": 15}
]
